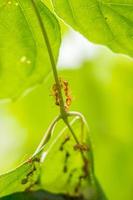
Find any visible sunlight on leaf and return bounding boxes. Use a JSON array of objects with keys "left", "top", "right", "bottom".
[
  {"left": 0, "top": 0, "right": 60, "bottom": 100},
  {"left": 0, "top": 115, "right": 106, "bottom": 200},
  {"left": 52, "top": 0, "right": 133, "bottom": 57},
  {"left": 40, "top": 116, "right": 106, "bottom": 200}
]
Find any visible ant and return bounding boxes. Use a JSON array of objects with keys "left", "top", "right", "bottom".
[{"left": 52, "top": 78, "right": 72, "bottom": 111}]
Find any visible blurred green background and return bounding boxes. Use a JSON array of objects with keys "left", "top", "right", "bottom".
[{"left": 0, "top": 29, "right": 133, "bottom": 200}]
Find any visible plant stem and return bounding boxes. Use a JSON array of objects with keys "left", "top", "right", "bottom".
[
  {"left": 31, "top": 1, "right": 87, "bottom": 164},
  {"left": 31, "top": 0, "right": 66, "bottom": 118},
  {"left": 33, "top": 115, "right": 61, "bottom": 155},
  {"left": 64, "top": 118, "right": 79, "bottom": 144},
  {"left": 64, "top": 118, "right": 87, "bottom": 162}
]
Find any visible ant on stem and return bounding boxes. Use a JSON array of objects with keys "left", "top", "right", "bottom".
[{"left": 52, "top": 78, "right": 72, "bottom": 111}]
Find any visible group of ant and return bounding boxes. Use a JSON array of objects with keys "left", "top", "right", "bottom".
[{"left": 52, "top": 78, "right": 72, "bottom": 111}]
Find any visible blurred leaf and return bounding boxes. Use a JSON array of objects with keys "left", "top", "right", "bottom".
[
  {"left": 52, "top": 0, "right": 133, "bottom": 57},
  {"left": 58, "top": 54, "right": 133, "bottom": 200},
  {"left": 0, "top": 190, "right": 83, "bottom": 200},
  {"left": 0, "top": 0, "right": 60, "bottom": 100},
  {"left": 42, "top": 0, "right": 53, "bottom": 10}
]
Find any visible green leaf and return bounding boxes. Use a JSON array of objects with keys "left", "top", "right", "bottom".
[
  {"left": 0, "top": 0, "right": 60, "bottom": 100},
  {"left": 0, "top": 115, "right": 106, "bottom": 200},
  {"left": 1, "top": 190, "right": 83, "bottom": 200},
  {"left": 40, "top": 116, "right": 106, "bottom": 200},
  {"left": 0, "top": 114, "right": 60, "bottom": 198},
  {"left": 52, "top": 0, "right": 133, "bottom": 57},
  {"left": 0, "top": 152, "right": 41, "bottom": 197}
]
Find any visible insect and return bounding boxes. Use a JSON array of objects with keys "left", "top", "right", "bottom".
[
  {"left": 52, "top": 78, "right": 72, "bottom": 111},
  {"left": 73, "top": 143, "right": 89, "bottom": 152},
  {"left": 52, "top": 83, "right": 60, "bottom": 106}
]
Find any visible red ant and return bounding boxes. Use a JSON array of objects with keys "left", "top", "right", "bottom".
[{"left": 52, "top": 79, "right": 72, "bottom": 111}]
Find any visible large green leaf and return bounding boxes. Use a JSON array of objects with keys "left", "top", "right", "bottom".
[
  {"left": 41, "top": 118, "right": 93, "bottom": 195},
  {"left": 52, "top": 0, "right": 133, "bottom": 57},
  {"left": 40, "top": 117, "right": 106, "bottom": 200},
  {"left": 0, "top": 115, "right": 106, "bottom": 200},
  {"left": 0, "top": 0, "right": 60, "bottom": 100}
]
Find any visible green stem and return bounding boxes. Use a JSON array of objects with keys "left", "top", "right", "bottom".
[
  {"left": 31, "top": 0, "right": 66, "bottom": 118},
  {"left": 64, "top": 118, "right": 79, "bottom": 144},
  {"left": 64, "top": 118, "right": 87, "bottom": 162},
  {"left": 33, "top": 115, "right": 61, "bottom": 155},
  {"left": 31, "top": 1, "right": 87, "bottom": 164}
]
